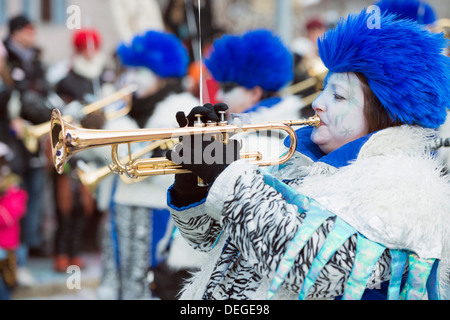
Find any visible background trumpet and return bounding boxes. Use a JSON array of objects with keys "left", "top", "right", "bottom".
[
  {"left": 50, "top": 108, "right": 320, "bottom": 177},
  {"left": 22, "top": 84, "right": 137, "bottom": 154},
  {"left": 76, "top": 138, "right": 179, "bottom": 195}
]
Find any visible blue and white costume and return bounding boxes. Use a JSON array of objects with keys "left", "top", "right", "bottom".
[
  {"left": 168, "top": 124, "right": 449, "bottom": 300},
  {"left": 167, "top": 10, "right": 450, "bottom": 300}
]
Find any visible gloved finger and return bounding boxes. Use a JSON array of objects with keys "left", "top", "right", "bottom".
[
  {"left": 203, "top": 103, "right": 214, "bottom": 112},
  {"left": 213, "top": 103, "right": 229, "bottom": 113},
  {"left": 166, "top": 142, "right": 185, "bottom": 164},
  {"left": 176, "top": 111, "right": 188, "bottom": 127},
  {"left": 165, "top": 149, "right": 173, "bottom": 161},
  {"left": 186, "top": 106, "right": 220, "bottom": 124}
]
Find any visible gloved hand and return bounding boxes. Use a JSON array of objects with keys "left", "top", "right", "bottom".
[
  {"left": 167, "top": 103, "right": 240, "bottom": 207},
  {"left": 167, "top": 131, "right": 241, "bottom": 185},
  {"left": 175, "top": 102, "right": 229, "bottom": 127}
]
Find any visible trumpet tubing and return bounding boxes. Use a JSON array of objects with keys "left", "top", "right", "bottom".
[
  {"left": 77, "top": 139, "right": 179, "bottom": 194},
  {"left": 77, "top": 165, "right": 113, "bottom": 195},
  {"left": 51, "top": 107, "right": 321, "bottom": 177}
]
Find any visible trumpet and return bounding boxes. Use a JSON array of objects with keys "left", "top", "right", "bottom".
[
  {"left": 22, "top": 84, "right": 138, "bottom": 154},
  {"left": 76, "top": 139, "right": 179, "bottom": 195},
  {"left": 281, "top": 56, "right": 328, "bottom": 105},
  {"left": 50, "top": 108, "right": 321, "bottom": 177},
  {"left": 429, "top": 18, "right": 450, "bottom": 38}
]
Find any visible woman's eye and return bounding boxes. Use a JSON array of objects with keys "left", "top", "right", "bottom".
[{"left": 334, "top": 93, "right": 346, "bottom": 101}]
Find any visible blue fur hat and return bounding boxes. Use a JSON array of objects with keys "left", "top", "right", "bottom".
[
  {"left": 318, "top": 9, "right": 450, "bottom": 129},
  {"left": 117, "top": 30, "right": 189, "bottom": 78},
  {"left": 374, "top": 0, "right": 437, "bottom": 25},
  {"left": 204, "top": 29, "right": 293, "bottom": 92}
]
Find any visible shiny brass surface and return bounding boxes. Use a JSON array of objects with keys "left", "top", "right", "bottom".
[{"left": 51, "top": 108, "right": 320, "bottom": 177}]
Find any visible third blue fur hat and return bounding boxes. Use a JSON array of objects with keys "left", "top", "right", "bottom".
[
  {"left": 204, "top": 29, "right": 294, "bottom": 92},
  {"left": 374, "top": 0, "right": 437, "bottom": 25},
  {"left": 117, "top": 30, "right": 189, "bottom": 78},
  {"left": 318, "top": 9, "right": 450, "bottom": 129}
]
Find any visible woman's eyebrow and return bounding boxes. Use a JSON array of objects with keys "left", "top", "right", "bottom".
[{"left": 330, "top": 82, "right": 349, "bottom": 94}]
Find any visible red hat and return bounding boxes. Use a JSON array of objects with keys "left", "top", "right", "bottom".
[
  {"left": 306, "top": 18, "right": 325, "bottom": 30},
  {"left": 73, "top": 29, "right": 101, "bottom": 53}
]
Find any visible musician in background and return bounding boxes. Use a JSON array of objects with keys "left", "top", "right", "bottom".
[
  {"left": 290, "top": 17, "right": 328, "bottom": 115},
  {"left": 97, "top": 30, "right": 202, "bottom": 300},
  {"left": 375, "top": 0, "right": 450, "bottom": 181},
  {"left": 374, "top": 0, "right": 437, "bottom": 26},
  {"left": 165, "top": 10, "right": 450, "bottom": 300},
  {"left": 203, "top": 28, "right": 306, "bottom": 161},
  {"left": 205, "top": 29, "right": 304, "bottom": 123},
  {"left": 51, "top": 28, "right": 110, "bottom": 273}
]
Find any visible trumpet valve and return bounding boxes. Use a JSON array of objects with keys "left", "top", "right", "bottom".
[
  {"left": 194, "top": 114, "right": 205, "bottom": 127},
  {"left": 218, "top": 111, "right": 228, "bottom": 126}
]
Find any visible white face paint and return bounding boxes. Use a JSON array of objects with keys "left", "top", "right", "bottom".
[
  {"left": 122, "top": 67, "right": 158, "bottom": 98},
  {"left": 216, "top": 86, "right": 256, "bottom": 114},
  {"left": 311, "top": 72, "right": 368, "bottom": 154}
]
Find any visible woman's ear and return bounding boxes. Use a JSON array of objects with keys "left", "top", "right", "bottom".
[{"left": 248, "top": 86, "right": 264, "bottom": 105}]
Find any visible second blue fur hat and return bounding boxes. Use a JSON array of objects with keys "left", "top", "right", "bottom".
[
  {"left": 117, "top": 30, "right": 189, "bottom": 78},
  {"left": 374, "top": 0, "right": 437, "bottom": 25},
  {"left": 204, "top": 29, "right": 294, "bottom": 92},
  {"left": 318, "top": 9, "right": 450, "bottom": 129}
]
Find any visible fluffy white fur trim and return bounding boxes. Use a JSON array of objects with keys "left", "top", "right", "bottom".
[
  {"left": 295, "top": 125, "right": 450, "bottom": 287},
  {"left": 247, "top": 95, "right": 306, "bottom": 124},
  {"left": 145, "top": 92, "right": 200, "bottom": 129}
]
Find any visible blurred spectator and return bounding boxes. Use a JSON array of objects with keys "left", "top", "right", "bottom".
[
  {"left": 163, "top": 0, "right": 221, "bottom": 62},
  {"left": 0, "top": 41, "right": 28, "bottom": 180},
  {"left": 109, "top": 0, "right": 165, "bottom": 43},
  {"left": 3, "top": 15, "right": 53, "bottom": 123},
  {"left": 0, "top": 142, "right": 28, "bottom": 300},
  {"left": 3, "top": 14, "right": 53, "bottom": 286}
]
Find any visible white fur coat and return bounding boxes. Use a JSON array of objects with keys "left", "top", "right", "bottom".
[{"left": 175, "top": 124, "right": 450, "bottom": 299}]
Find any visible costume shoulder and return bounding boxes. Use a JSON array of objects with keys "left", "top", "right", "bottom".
[
  {"left": 145, "top": 92, "right": 200, "bottom": 129},
  {"left": 295, "top": 126, "right": 450, "bottom": 263},
  {"left": 248, "top": 95, "right": 306, "bottom": 123}
]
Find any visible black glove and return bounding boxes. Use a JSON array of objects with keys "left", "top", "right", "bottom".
[
  {"left": 175, "top": 102, "right": 229, "bottom": 127},
  {"left": 167, "top": 132, "right": 241, "bottom": 185},
  {"left": 167, "top": 103, "right": 240, "bottom": 207}
]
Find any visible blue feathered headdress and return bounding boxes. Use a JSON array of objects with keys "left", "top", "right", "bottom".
[
  {"left": 117, "top": 30, "right": 189, "bottom": 78},
  {"left": 204, "top": 29, "right": 293, "bottom": 92},
  {"left": 318, "top": 9, "right": 450, "bottom": 129},
  {"left": 374, "top": 0, "right": 437, "bottom": 25}
]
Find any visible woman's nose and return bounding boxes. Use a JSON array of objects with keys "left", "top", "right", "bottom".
[{"left": 312, "top": 101, "right": 326, "bottom": 113}]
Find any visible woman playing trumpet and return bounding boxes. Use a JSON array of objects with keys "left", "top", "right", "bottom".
[{"left": 166, "top": 9, "right": 450, "bottom": 300}]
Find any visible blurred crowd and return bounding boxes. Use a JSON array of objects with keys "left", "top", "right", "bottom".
[{"left": 0, "top": 0, "right": 448, "bottom": 301}]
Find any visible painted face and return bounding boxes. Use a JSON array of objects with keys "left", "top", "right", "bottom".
[
  {"left": 215, "top": 85, "right": 256, "bottom": 114},
  {"left": 311, "top": 72, "right": 368, "bottom": 154},
  {"left": 122, "top": 67, "right": 158, "bottom": 98}
]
